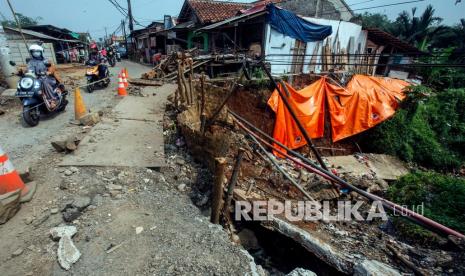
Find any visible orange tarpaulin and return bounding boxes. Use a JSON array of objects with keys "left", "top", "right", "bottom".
[{"left": 267, "top": 75, "right": 409, "bottom": 154}]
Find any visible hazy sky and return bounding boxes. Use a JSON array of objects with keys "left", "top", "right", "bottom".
[{"left": 0, "top": 0, "right": 463, "bottom": 39}]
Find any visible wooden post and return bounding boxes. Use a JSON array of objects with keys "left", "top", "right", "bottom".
[
  {"left": 180, "top": 61, "right": 190, "bottom": 105},
  {"left": 200, "top": 73, "right": 207, "bottom": 134},
  {"left": 177, "top": 60, "right": 186, "bottom": 104},
  {"left": 188, "top": 58, "right": 194, "bottom": 107},
  {"left": 224, "top": 148, "right": 245, "bottom": 214},
  {"left": 211, "top": 157, "right": 227, "bottom": 224}
]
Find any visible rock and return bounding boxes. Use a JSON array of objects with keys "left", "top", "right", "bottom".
[
  {"left": 50, "top": 225, "right": 77, "bottom": 240},
  {"left": 110, "top": 190, "right": 121, "bottom": 198},
  {"left": 65, "top": 140, "right": 77, "bottom": 151},
  {"left": 286, "top": 268, "right": 317, "bottom": 276},
  {"left": 177, "top": 184, "right": 187, "bottom": 192},
  {"left": 11, "top": 248, "right": 24, "bottom": 257},
  {"left": 51, "top": 208, "right": 59, "bottom": 214},
  {"left": 136, "top": 226, "right": 144, "bottom": 234},
  {"left": 64, "top": 170, "right": 73, "bottom": 176},
  {"left": 0, "top": 109, "right": 5, "bottom": 116},
  {"left": 107, "top": 184, "right": 123, "bottom": 191},
  {"left": 72, "top": 196, "right": 91, "bottom": 210},
  {"left": 237, "top": 229, "right": 260, "bottom": 250},
  {"left": 354, "top": 260, "right": 401, "bottom": 276},
  {"left": 70, "top": 167, "right": 79, "bottom": 173},
  {"left": 175, "top": 158, "right": 186, "bottom": 165},
  {"left": 62, "top": 207, "right": 81, "bottom": 223},
  {"left": 51, "top": 141, "right": 67, "bottom": 152},
  {"left": 79, "top": 112, "right": 100, "bottom": 126},
  {"left": 231, "top": 234, "right": 240, "bottom": 244},
  {"left": 57, "top": 235, "right": 81, "bottom": 270},
  {"left": 92, "top": 194, "right": 103, "bottom": 206},
  {"left": 24, "top": 217, "right": 34, "bottom": 225}
]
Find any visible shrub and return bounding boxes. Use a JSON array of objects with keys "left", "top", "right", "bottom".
[
  {"left": 360, "top": 85, "right": 465, "bottom": 171},
  {"left": 388, "top": 171, "right": 465, "bottom": 240}
]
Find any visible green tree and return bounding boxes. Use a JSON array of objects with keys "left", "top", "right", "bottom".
[
  {"left": 389, "top": 5, "right": 447, "bottom": 49},
  {"left": 353, "top": 12, "right": 393, "bottom": 31},
  {"left": 1, "top": 13, "right": 42, "bottom": 28}
]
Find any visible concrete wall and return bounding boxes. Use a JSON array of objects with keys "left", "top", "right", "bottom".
[
  {"left": 279, "top": 0, "right": 354, "bottom": 21},
  {"left": 264, "top": 18, "right": 366, "bottom": 75},
  {"left": 6, "top": 40, "right": 56, "bottom": 65}
]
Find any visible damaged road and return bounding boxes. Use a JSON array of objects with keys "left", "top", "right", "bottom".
[{"left": 0, "top": 61, "right": 265, "bottom": 275}]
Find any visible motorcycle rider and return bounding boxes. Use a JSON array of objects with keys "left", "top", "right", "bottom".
[
  {"left": 27, "top": 44, "right": 64, "bottom": 108},
  {"left": 87, "top": 43, "right": 107, "bottom": 80}
]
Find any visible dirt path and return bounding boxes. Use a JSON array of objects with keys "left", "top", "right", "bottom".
[{"left": 0, "top": 61, "right": 262, "bottom": 275}]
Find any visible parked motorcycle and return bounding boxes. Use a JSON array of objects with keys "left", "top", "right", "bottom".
[
  {"left": 85, "top": 60, "right": 110, "bottom": 93},
  {"left": 14, "top": 66, "right": 68, "bottom": 127}
]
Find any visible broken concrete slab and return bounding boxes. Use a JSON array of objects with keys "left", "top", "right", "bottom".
[
  {"left": 353, "top": 259, "right": 401, "bottom": 276},
  {"left": 325, "top": 154, "right": 409, "bottom": 181},
  {"left": 365, "top": 154, "right": 409, "bottom": 181},
  {"left": 50, "top": 225, "right": 78, "bottom": 240},
  {"left": 57, "top": 235, "right": 81, "bottom": 270},
  {"left": 60, "top": 118, "right": 165, "bottom": 167},
  {"left": 79, "top": 112, "right": 101, "bottom": 126},
  {"left": 326, "top": 155, "right": 371, "bottom": 176},
  {"left": 59, "top": 85, "right": 176, "bottom": 168},
  {"left": 111, "top": 86, "right": 173, "bottom": 122}
]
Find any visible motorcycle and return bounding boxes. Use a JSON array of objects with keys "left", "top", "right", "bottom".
[
  {"left": 107, "top": 48, "right": 117, "bottom": 67},
  {"left": 14, "top": 65, "right": 68, "bottom": 127},
  {"left": 85, "top": 60, "right": 110, "bottom": 93}
]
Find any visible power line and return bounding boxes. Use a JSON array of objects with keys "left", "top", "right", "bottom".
[{"left": 319, "top": 0, "right": 426, "bottom": 15}]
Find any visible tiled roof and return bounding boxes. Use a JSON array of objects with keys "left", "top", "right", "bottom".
[{"left": 188, "top": 0, "right": 252, "bottom": 24}]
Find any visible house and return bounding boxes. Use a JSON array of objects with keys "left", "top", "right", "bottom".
[
  {"left": 363, "top": 28, "right": 424, "bottom": 78},
  {"left": 196, "top": 2, "right": 422, "bottom": 77},
  {"left": 195, "top": 3, "right": 361, "bottom": 75},
  {"left": 174, "top": 0, "right": 252, "bottom": 53},
  {"left": 131, "top": 21, "right": 166, "bottom": 63}
]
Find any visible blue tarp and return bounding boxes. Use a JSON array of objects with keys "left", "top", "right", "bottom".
[{"left": 266, "top": 4, "right": 332, "bottom": 42}]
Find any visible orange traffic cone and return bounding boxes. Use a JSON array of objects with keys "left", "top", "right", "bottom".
[
  {"left": 124, "top": 68, "right": 130, "bottom": 79},
  {"left": 121, "top": 70, "right": 129, "bottom": 88},
  {"left": 0, "top": 146, "right": 29, "bottom": 198},
  {"left": 74, "top": 88, "right": 87, "bottom": 120},
  {"left": 117, "top": 73, "right": 127, "bottom": 96}
]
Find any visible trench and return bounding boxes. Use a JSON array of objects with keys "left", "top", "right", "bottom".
[{"left": 236, "top": 220, "right": 345, "bottom": 276}]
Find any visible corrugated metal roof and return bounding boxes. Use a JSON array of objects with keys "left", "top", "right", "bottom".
[
  {"left": 4, "top": 26, "right": 80, "bottom": 43},
  {"left": 364, "top": 28, "right": 424, "bottom": 54}
]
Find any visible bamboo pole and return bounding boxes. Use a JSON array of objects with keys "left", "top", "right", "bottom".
[
  {"left": 188, "top": 58, "right": 194, "bottom": 107},
  {"left": 177, "top": 60, "right": 186, "bottom": 104},
  {"left": 224, "top": 148, "right": 245, "bottom": 214},
  {"left": 211, "top": 157, "right": 227, "bottom": 224}
]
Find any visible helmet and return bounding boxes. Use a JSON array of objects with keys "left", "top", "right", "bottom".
[{"left": 29, "top": 44, "right": 44, "bottom": 59}]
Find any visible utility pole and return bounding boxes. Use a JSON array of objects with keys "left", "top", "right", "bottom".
[
  {"left": 122, "top": 19, "right": 128, "bottom": 53},
  {"left": 104, "top": 27, "right": 108, "bottom": 45},
  {"left": 127, "top": 0, "right": 134, "bottom": 32}
]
